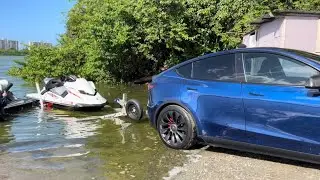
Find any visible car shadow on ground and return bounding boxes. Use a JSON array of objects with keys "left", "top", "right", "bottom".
[{"left": 206, "top": 146, "right": 320, "bottom": 170}]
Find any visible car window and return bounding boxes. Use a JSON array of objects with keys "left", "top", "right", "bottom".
[
  {"left": 243, "top": 53, "right": 319, "bottom": 85},
  {"left": 176, "top": 63, "right": 192, "bottom": 78},
  {"left": 192, "top": 54, "right": 236, "bottom": 81}
]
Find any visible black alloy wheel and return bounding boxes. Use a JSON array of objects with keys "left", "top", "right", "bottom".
[{"left": 157, "top": 105, "right": 196, "bottom": 149}]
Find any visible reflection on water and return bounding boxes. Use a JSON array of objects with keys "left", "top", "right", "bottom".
[
  {"left": 0, "top": 121, "right": 11, "bottom": 145},
  {"left": 0, "top": 101, "right": 185, "bottom": 179},
  {"left": 4, "top": 109, "right": 95, "bottom": 155},
  {"left": 87, "top": 118, "right": 186, "bottom": 179},
  {"left": 0, "top": 56, "right": 185, "bottom": 179}
]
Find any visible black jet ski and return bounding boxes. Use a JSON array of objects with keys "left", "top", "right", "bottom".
[{"left": 0, "top": 80, "right": 37, "bottom": 119}]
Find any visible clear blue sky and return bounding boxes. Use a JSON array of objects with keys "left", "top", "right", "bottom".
[{"left": 0, "top": 0, "right": 75, "bottom": 47}]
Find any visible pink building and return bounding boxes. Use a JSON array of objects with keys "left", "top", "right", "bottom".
[{"left": 242, "top": 10, "right": 320, "bottom": 54}]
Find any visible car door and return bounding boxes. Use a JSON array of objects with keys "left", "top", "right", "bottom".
[
  {"left": 241, "top": 52, "right": 320, "bottom": 155},
  {"left": 179, "top": 53, "right": 246, "bottom": 142}
]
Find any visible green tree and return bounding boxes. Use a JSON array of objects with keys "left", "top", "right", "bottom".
[
  {"left": 9, "top": 0, "right": 320, "bottom": 83},
  {"left": 9, "top": 45, "right": 81, "bottom": 82}
]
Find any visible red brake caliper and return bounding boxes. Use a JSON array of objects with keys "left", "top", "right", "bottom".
[{"left": 168, "top": 117, "right": 174, "bottom": 128}]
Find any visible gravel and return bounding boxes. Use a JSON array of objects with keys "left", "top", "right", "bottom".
[{"left": 171, "top": 146, "right": 320, "bottom": 180}]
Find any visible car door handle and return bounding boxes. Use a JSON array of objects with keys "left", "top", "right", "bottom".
[
  {"left": 249, "top": 92, "right": 264, "bottom": 97},
  {"left": 187, "top": 87, "right": 198, "bottom": 91}
]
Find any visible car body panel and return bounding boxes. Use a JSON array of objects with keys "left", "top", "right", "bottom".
[
  {"left": 147, "top": 47, "right": 320, "bottom": 163},
  {"left": 242, "top": 83, "right": 320, "bottom": 155},
  {"left": 147, "top": 70, "right": 184, "bottom": 127},
  {"left": 180, "top": 79, "right": 246, "bottom": 141}
]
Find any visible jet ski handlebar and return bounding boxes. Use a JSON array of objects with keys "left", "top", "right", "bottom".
[{"left": 4, "top": 83, "right": 13, "bottom": 92}]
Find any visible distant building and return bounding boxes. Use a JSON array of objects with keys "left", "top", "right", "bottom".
[
  {"left": 42, "top": 42, "right": 53, "bottom": 47},
  {"left": 0, "top": 39, "right": 19, "bottom": 50},
  {"left": 7, "top": 40, "right": 19, "bottom": 50},
  {"left": 242, "top": 10, "right": 320, "bottom": 54},
  {"left": 0, "top": 39, "right": 5, "bottom": 50},
  {"left": 28, "top": 41, "right": 53, "bottom": 48}
]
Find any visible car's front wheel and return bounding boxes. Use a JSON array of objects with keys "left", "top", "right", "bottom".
[{"left": 157, "top": 105, "right": 197, "bottom": 149}]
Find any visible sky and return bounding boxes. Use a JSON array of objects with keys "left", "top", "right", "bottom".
[{"left": 0, "top": 0, "right": 75, "bottom": 47}]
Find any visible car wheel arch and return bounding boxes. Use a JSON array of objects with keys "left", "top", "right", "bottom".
[{"left": 155, "top": 101, "right": 203, "bottom": 136}]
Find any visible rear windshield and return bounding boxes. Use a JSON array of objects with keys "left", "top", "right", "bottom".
[{"left": 284, "top": 49, "right": 320, "bottom": 62}]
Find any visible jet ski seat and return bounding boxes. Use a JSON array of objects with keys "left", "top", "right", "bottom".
[
  {"left": 42, "top": 78, "right": 69, "bottom": 97},
  {"left": 44, "top": 78, "right": 64, "bottom": 91}
]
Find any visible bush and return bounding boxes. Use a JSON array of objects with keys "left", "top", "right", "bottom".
[{"left": 9, "top": 0, "right": 320, "bottom": 83}]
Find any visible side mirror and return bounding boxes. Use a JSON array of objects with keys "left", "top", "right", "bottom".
[{"left": 305, "top": 75, "right": 320, "bottom": 89}]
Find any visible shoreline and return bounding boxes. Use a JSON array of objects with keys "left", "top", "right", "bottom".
[{"left": 0, "top": 55, "right": 25, "bottom": 57}]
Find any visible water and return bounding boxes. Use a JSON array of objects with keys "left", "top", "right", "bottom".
[{"left": 0, "top": 56, "right": 186, "bottom": 180}]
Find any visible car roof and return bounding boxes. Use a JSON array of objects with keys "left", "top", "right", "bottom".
[
  {"left": 181, "top": 47, "right": 297, "bottom": 64},
  {"left": 155, "top": 47, "right": 320, "bottom": 78},
  {"left": 174, "top": 47, "right": 319, "bottom": 68}
]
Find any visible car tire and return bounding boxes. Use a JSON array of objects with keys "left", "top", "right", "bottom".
[{"left": 157, "top": 105, "right": 197, "bottom": 149}]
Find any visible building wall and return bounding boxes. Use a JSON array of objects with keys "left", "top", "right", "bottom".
[
  {"left": 256, "top": 18, "right": 284, "bottom": 47},
  {"left": 284, "top": 16, "right": 318, "bottom": 53},
  {"left": 243, "top": 34, "right": 250, "bottom": 47},
  {"left": 242, "top": 16, "right": 320, "bottom": 54},
  {"left": 242, "top": 32, "right": 257, "bottom": 48},
  {"left": 315, "top": 19, "right": 320, "bottom": 54}
]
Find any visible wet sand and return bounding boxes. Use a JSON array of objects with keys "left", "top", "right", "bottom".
[
  {"left": 0, "top": 152, "right": 103, "bottom": 180},
  {"left": 0, "top": 155, "right": 9, "bottom": 180}
]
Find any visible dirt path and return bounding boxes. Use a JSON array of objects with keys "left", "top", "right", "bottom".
[
  {"left": 171, "top": 147, "right": 320, "bottom": 180},
  {"left": 0, "top": 154, "right": 9, "bottom": 180}
]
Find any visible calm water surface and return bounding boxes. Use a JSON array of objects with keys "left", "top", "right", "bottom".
[{"left": 0, "top": 56, "right": 185, "bottom": 179}]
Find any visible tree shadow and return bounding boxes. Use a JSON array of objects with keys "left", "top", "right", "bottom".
[{"left": 206, "top": 146, "right": 320, "bottom": 170}]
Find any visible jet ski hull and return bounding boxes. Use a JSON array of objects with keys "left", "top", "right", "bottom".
[
  {"left": 0, "top": 98, "right": 37, "bottom": 120},
  {"left": 0, "top": 80, "right": 37, "bottom": 119},
  {"left": 26, "top": 93, "right": 107, "bottom": 111},
  {"left": 26, "top": 76, "right": 107, "bottom": 111},
  {"left": 49, "top": 102, "right": 107, "bottom": 111}
]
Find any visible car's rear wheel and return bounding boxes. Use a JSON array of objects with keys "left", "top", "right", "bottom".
[{"left": 157, "top": 105, "right": 197, "bottom": 149}]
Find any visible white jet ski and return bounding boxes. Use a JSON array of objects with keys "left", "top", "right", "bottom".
[
  {"left": 0, "top": 79, "right": 36, "bottom": 118},
  {"left": 26, "top": 75, "right": 107, "bottom": 111}
]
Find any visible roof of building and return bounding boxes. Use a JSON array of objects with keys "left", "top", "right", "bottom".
[{"left": 251, "top": 10, "right": 320, "bottom": 25}]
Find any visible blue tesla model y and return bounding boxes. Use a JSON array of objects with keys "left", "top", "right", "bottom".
[{"left": 147, "top": 47, "right": 320, "bottom": 164}]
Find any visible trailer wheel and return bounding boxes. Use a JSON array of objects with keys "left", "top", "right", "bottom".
[{"left": 125, "top": 99, "right": 143, "bottom": 121}]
